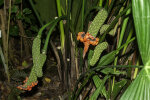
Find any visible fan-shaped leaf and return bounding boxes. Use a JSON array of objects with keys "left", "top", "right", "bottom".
[
  {"left": 120, "top": 68, "right": 150, "bottom": 100},
  {"left": 132, "top": 0, "right": 150, "bottom": 65}
]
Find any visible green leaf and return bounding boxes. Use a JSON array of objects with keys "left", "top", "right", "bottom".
[
  {"left": 89, "top": 75, "right": 110, "bottom": 100},
  {"left": 93, "top": 75, "right": 102, "bottom": 88},
  {"left": 132, "top": 0, "right": 150, "bottom": 65},
  {"left": 101, "top": 68, "right": 114, "bottom": 74},
  {"left": 120, "top": 68, "right": 150, "bottom": 100},
  {"left": 92, "top": 75, "right": 108, "bottom": 98},
  {"left": 101, "top": 68, "right": 126, "bottom": 75},
  {"left": 97, "top": 37, "right": 135, "bottom": 67},
  {"left": 111, "top": 80, "right": 127, "bottom": 100},
  {"left": 121, "top": 0, "right": 150, "bottom": 99},
  {"left": 98, "top": 51, "right": 116, "bottom": 66}
]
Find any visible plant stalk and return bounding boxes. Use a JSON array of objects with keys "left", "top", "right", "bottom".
[
  {"left": 99, "top": 0, "right": 103, "bottom": 7},
  {"left": 42, "top": 16, "right": 66, "bottom": 53},
  {"left": 5, "top": 0, "right": 12, "bottom": 82},
  {"left": 56, "top": 0, "right": 65, "bottom": 52}
]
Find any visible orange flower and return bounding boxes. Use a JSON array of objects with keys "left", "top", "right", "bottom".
[
  {"left": 77, "top": 32, "right": 85, "bottom": 42},
  {"left": 17, "top": 77, "right": 38, "bottom": 91},
  {"left": 23, "top": 77, "right": 28, "bottom": 83},
  {"left": 77, "top": 32, "right": 99, "bottom": 58}
]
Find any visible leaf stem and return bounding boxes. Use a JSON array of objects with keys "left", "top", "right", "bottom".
[
  {"left": 56, "top": 0, "right": 65, "bottom": 52},
  {"left": 133, "top": 58, "right": 139, "bottom": 79},
  {"left": 99, "top": 0, "right": 103, "bottom": 7},
  {"left": 42, "top": 16, "right": 66, "bottom": 54}
]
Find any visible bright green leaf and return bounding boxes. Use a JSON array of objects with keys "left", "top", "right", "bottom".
[
  {"left": 132, "top": 0, "right": 150, "bottom": 65},
  {"left": 111, "top": 80, "right": 127, "bottom": 100},
  {"left": 92, "top": 75, "right": 108, "bottom": 98},
  {"left": 90, "top": 75, "right": 110, "bottom": 100},
  {"left": 101, "top": 68, "right": 126, "bottom": 75},
  {"left": 120, "top": 68, "right": 150, "bottom": 100},
  {"left": 98, "top": 51, "right": 116, "bottom": 66}
]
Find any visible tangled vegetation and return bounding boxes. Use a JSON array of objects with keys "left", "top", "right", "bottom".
[{"left": 0, "top": 0, "right": 149, "bottom": 100}]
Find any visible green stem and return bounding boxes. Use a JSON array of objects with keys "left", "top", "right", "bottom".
[
  {"left": 82, "top": 65, "right": 142, "bottom": 80},
  {"left": 117, "top": 9, "right": 131, "bottom": 49},
  {"left": 99, "top": 0, "right": 103, "bottom": 7},
  {"left": 42, "top": 16, "right": 66, "bottom": 53},
  {"left": 61, "top": 6, "right": 66, "bottom": 15},
  {"left": 37, "top": 16, "right": 66, "bottom": 38},
  {"left": 133, "top": 58, "right": 139, "bottom": 79},
  {"left": 38, "top": 20, "right": 55, "bottom": 37},
  {"left": 66, "top": 0, "right": 67, "bottom": 13},
  {"left": 56, "top": 0, "right": 65, "bottom": 52},
  {"left": 116, "top": 37, "right": 135, "bottom": 52},
  {"left": 122, "top": 29, "right": 133, "bottom": 54}
]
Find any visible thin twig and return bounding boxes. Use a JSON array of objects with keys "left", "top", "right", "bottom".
[
  {"left": 19, "top": 34, "right": 34, "bottom": 39},
  {"left": 6, "top": 0, "right": 12, "bottom": 62},
  {"left": 50, "top": 40, "right": 62, "bottom": 81}
]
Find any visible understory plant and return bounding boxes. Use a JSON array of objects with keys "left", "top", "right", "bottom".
[
  {"left": 71, "top": 1, "right": 134, "bottom": 99},
  {"left": 17, "top": 16, "right": 66, "bottom": 90},
  {"left": 15, "top": 0, "right": 132, "bottom": 99},
  {"left": 72, "top": 0, "right": 150, "bottom": 99}
]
